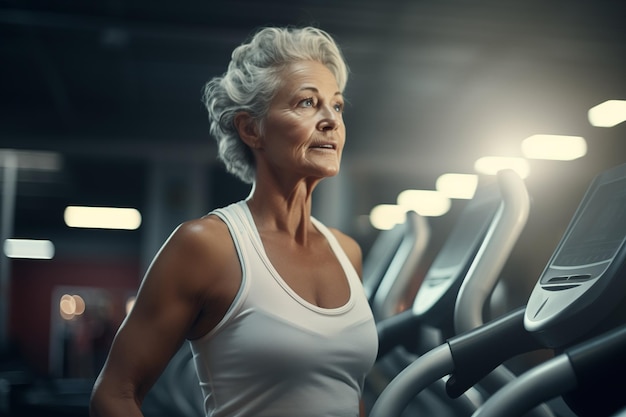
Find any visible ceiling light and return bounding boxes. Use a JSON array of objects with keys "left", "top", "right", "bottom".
[
  {"left": 369, "top": 204, "right": 406, "bottom": 230},
  {"left": 0, "top": 149, "right": 62, "bottom": 171},
  {"left": 474, "top": 156, "right": 530, "bottom": 179},
  {"left": 588, "top": 100, "right": 626, "bottom": 128},
  {"left": 4, "top": 239, "right": 55, "bottom": 259},
  {"left": 397, "top": 189, "right": 451, "bottom": 217},
  {"left": 436, "top": 173, "right": 478, "bottom": 199},
  {"left": 521, "top": 134, "right": 587, "bottom": 161},
  {"left": 64, "top": 206, "right": 142, "bottom": 230}
]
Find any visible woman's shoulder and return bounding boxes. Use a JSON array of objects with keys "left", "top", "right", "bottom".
[
  {"left": 146, "top": 214, "right": 236, "bottom": 287},
  {"left": 326, "top": 226, "right": 363, "bottom": 277},
  {"left": 168, "top": 214, "right": 232, "bottom": 260},
  {"left": 133, "top": 213, "right": 241, "bottom": 341},
  {"left": 323, "top": 223, "right": 357, "bottom": 247},
  {"left": 145, "top": 213, "right": 240, "bottom": 302}
]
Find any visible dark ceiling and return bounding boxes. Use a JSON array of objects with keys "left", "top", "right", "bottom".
[{"left": 2, "top": 0, "right": 626, "bottom": 280}]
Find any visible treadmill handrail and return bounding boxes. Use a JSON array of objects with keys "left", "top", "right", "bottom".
[
  {"left": 445, "top": 307, "right": 544, "bottom": 398},
  {"left": 470, "top": 354, "right": 576, "bottom": 417},
  {"left": 454, "top": 168, "right": 530, "bottom": 334},
  {"left": 363, "top": 222, "right": 406, "bottom": 302},
  {"left": 369, "top": 308, "right": 544, "bottom": 417},
  {"left": 472, "top": 323, "right": 626, "bottom": 417},
  {"left": 372, "top": 211, "right": 430, "bottom": 320},
  {"left": 450, "top": 170, "right": 556, "bottom": 417},
  {"left": 369, "top": 344, "right": 455, "bottom": 417}
]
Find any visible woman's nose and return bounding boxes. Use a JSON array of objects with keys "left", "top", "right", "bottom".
[{"left": 318, "top": 105, "right": 340, "bottom": 131}]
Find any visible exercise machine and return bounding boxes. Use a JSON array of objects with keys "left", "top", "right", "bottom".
[
  {"left": 364, "top": 210, "right": 430, "bottom": 321},
  {"left": 471, "top": 322, "right": 626, "bottom": 417},
  {"left": 369, "top": 162, "right": 626, "bottom": 417},
  {"left": 368, "top": 169, "right": 533, "bottom": 416}
]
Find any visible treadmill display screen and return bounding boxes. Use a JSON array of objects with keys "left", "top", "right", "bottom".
[{"left": 553, "top": 177, "right": 626, "bottom": 267}]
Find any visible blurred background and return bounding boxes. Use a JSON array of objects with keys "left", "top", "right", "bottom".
[{"left": 1, "top": 0, "right": 625, "bottom": 415}]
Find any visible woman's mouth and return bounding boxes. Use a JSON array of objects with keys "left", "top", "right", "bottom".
[{"left": 310, "top": 142, "right": 337, "bottom": 150}]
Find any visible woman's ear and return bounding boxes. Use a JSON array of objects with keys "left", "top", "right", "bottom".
[{"left": 234, "top": 112, "right": 261, "bottom": 149}]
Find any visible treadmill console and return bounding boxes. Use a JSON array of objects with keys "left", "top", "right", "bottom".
[{"left": 525, "top": 163, "right": 626, "bottom": 347}]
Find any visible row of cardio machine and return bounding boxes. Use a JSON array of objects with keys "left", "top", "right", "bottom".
[{"left": 365, "top": 161, "right": 626, "bottom": 417}]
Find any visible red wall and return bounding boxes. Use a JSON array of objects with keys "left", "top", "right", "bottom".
[{"left": 9, "top": 257, "right": 141, "bottom": 375}]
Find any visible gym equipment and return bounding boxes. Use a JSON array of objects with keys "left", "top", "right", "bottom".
[
  {"left": 376, "top": 169, "right": 528, "bottom": 359},
  {"left": 368, "top": 169, "right": 534, "bottom": 416},
  {"left": 472, "top": 323, "right": 626, "bottom": 417},
  {"left": 369, "top": 162, "right": 626, "bottom": 417},
  {"left": 364, "top": 211, "right": 430, "bottom": 321}
]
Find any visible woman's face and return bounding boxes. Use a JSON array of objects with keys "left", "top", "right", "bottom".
[{"left": 258, "top": 60, "right": 346, "bottom": 182}]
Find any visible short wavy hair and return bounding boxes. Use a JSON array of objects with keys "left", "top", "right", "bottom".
[{"left": 202, "top": 26, "right": 349, "bottom": 184}]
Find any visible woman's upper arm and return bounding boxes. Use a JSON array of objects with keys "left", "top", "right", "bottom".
[{"left": 91, "top": 217, "right": 227, "bottom": 414}]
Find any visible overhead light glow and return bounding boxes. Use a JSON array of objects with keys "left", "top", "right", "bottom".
[
  {"left": 369, "top": 204, "right": 406, "bottom": 230},
  {"left": 64, "top": 206, "right": 142, "bottom": 230},
  {"left": 0, "top": 149, "right": 62, "bottom": 171},
  {"left": 4, "top": 239, "right": 55, "bottom": 259},
  {"left": 436, "top": 173, "right": 478, "bottom": 199},
  {"left": 588, "top": 100, "right": 626, "bottom": 127},
  {"left": 521, "top": 134, "right": 587, "bottom": 161},
  {"left": 397, "top": 189, "right": 451, "bottom": 217},
  {"left": 474, "top": 156, "right": 530, "bottom": 179}
]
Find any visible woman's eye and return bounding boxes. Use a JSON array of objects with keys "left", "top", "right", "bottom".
[
  {"left": 299, "top": 98, "right": 315, "bottom": 108},
  {"left": 334, "top": 103, "right": 344, "bottom": 112}
]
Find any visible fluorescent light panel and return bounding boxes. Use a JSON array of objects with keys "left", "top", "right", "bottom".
[
  {"left": 64, "top": 206, "right": 142, "bottom": 230},
  {"left": 436, "top": 173, "right": 478, "bottom": 199},
  {"left": 369, "top": 204, "right": 407, "bottom": 230},
  {"left": 521, "top": 134, "right": 587, "bottom": 161},
  {"left": 474, "top": 156, "right": 530, "bottom": 179},
  {"left": 397, "top": 189, "right": 451, "bottom": 217},
  {"left": 588, "top": 100, "right": 626, "bottom": 128},
  {"left": 0, "top": 149, "right": 62, "bottom": 171},
  {"left": 4, "top": 239, "right": 55, "bottom": 259}
]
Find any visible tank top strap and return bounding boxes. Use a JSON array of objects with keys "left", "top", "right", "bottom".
[
  {"left": 202, "top": 201, "right": 254, "bottom": 339},
  {"left": 310, "top": 217, "right": 361, "bottom": 286}
]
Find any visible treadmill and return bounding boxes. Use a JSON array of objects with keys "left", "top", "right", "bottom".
[
  {"left": 364, "top": 210, "right": 431, "bottom": 321},
  {"left": 367, "top": 169, "right": 532, "bottom": 416},
  {"left": 369, "top": 162, "right": 626, "bottom": 417}
]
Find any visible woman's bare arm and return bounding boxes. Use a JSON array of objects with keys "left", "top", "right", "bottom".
[{"left": 90, "top": 217, "right": 235, "bottom": 417}]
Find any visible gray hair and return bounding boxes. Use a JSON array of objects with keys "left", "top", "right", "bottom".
[{"left": 202, "top": 26, "right": 349, "bottom": 184}]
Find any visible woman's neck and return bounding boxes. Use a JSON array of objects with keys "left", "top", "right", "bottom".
[{"left": 245, "top": 178, "right": 318, "bottom": 241}]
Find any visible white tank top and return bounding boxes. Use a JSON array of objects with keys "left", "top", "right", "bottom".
[{"left": 189, "top": 201, "right": 378, "bottom": 417}]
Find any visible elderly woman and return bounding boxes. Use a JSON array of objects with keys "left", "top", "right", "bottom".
[{"left": 89, "top": 26, "right": 378, "bottom": 417}]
